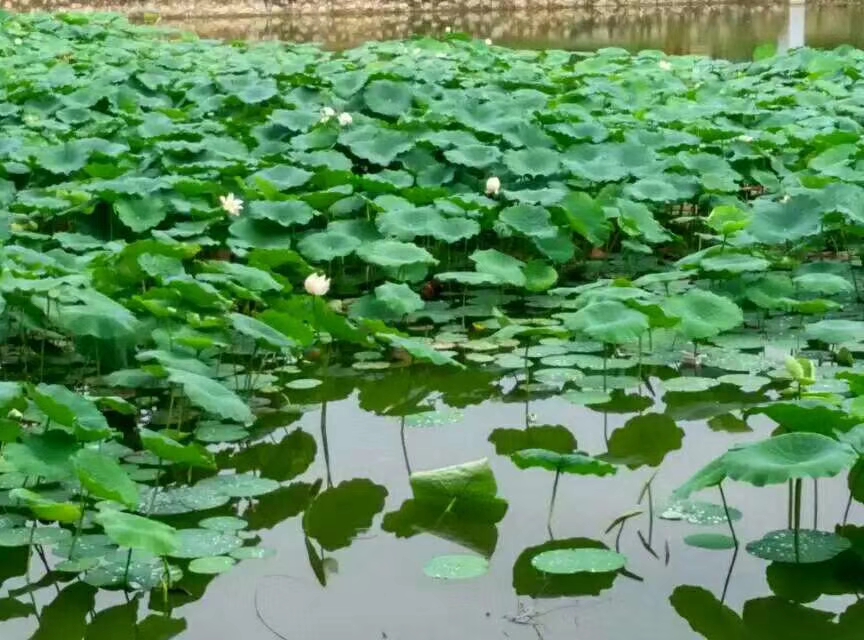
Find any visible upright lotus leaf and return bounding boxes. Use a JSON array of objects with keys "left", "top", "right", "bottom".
[
  {"left": 410, "top": 458, "right": 508, "bottom": 513},
  {"left": 706, "top": 205, "right": 751, "bottom": 236},
  {"left": 488, "top": 425, "right": 576, "bottom": 455},
  {"left": 364, "top": 79, "right": 413, "bottom": 117},
  {"left": 73, "top": 449, "right": 140, "bottom": 509},
  {"left": 523, "top": 261, "right": 558, "bottom": 292},
  {"left": 673, "top": 456, "right": 729, "bottom": 499},
  {"left": 563, "top": 300, "right": 649, "bottom": 345},
  {"left": 357, "top": 240, "right": 437, "bottom": 269},
  {"left": 745, "top": 401, "right": 859, "bottom": 436},
  {"left": 469, "top": 249, "right": 526, "bottom": 287},
  {"left": 794, "top": 273, "right": 853, "bottom": 296},
  {"left": 229, "top": 312, "right": 295, "bottom": 351},
  {"left": 377, "top": 333, "right": 464, "bottom": 368},
  {"left": 164, "top": 368, "right": 254, "bottom": 425},
  {"left": 9, "top": 488, "right": 81, "bottom": 523},
  {"left": 665, "top": 289, "right": 743, "bottom": 340},
  {"left": 559, "top": 192, "right": 611, "bottom": 246},
  {"left": 139, "top": 428, "right": 216, "bottom": 469},
  {"left": 804, "top": 319, "right": 864, "bottom": 345},
  {"left": 95, "top": 510, "right": 178, "bottom": 557},
  {"left": 749, "top": 194, "right": 823, "bottom": 244},
  {"left": 3, "top": 432, "right": 77, "bottom": 481},
  {"left": 498, "top": 204, "right": 557, "bottom": 238},
  {"left": 374, "top": 282, "right": 424, "bottom": 316},
  {"left": 114, "top": 198, "right": 168, "bottom": 233},
  {"left": 297, "top": 231, "right": 360, "bottom": 262},
  {"left": 303, "top": 478, "right": 388, "bottom": 551},
  {"left": 722, "top": 433, "right": 856, "bottom": 486},
  {"left": 511, "top": 449, "right": 617, "bottom": 477},
  {"left": 28, "top": 384, "right": 112, "bottom": 441}
]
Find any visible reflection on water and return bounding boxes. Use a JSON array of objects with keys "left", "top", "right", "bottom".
[
  {"left": 3, "top": 2, "right": 864, "bottom": 56},
  {"left": 90, "top": 4, "right": 864, "bottom": 58},
  {"left": 1, "top": 358, "right": 862, "bottom": 640}
]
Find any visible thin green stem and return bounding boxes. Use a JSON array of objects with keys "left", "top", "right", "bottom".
[
  {"left": 547, "top": 469, "right": 561, "bottom": 537},
  {"left": 793, "top": 478, "right": 802, "bottom": 563},
  {"left": 718, "top": 483, "right": 738, "bottom": 547}
]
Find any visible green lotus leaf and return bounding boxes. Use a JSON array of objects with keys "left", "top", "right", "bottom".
[
  {"left": 722, "top": 432, "right": 856, "bottom": 486},
  {"left": 364, "top": 79, "right": 413, "bottom": 117},
  {"left": 95, "top": 511, "right": 178, "bottom": 557},
  {"left": 563, "top": 300, "right": 649, "bottom": 344},
  {"left": 170, "top": 528, "right": 243, "bottom": 559},
  {"left": 423, "top": 554, "right": 489, "bottom": 580},
  {"left": 374, "top": 281, "right": 424, "bottom": 316},
  {"left": 793, "top": 273, "right": 853, "bottom": 296},
  {"left": 746, "top": 529, "right": 851, "bottom": 564},
  {"left": 297, "top": 231, "right": 360, "bottom": 262},
  {"left": 511, "top": 449, "right": 617, "bottom": 476},
  {"left": 443, "top": 145, "right": 500, "bottom": 169},
  {"left": 684, "top": 533, "right": 737, "bottom": 550},
  {"left": 503, "top": 148, "right": 561, "bottom": 177},
  {"left": 498, "top": 204, "right": 557, "bottom": 238},
  {"left": 247, "top": 200, "right": 317, "bottom": 227},
  {"left": 9, "top": 489, "right": 81, "bottom": 524},
  {"left": 531, "top": 548, "right": 626, "bottom": 574},
  {"left": 804, "top": 319, "right": 864, "bottom": 345},
  {"left": 164, "top": 368, "right": 254, "bottom": 425},
  {"left": 249, "top": 164, "right": 313, "bottom": 191},
  {"left": 140, "top": 428, "right": 216, "bottom": 469},
  {"left": 73, "top": 449, "right": 139, "bottom": 509},
  {"left": 700, "top": 253, "right": 770, "bottom": 274},
  {"left": 357, "top": 240, "right": 437, "bottom": 269},
  {"left": 469, "top": 249, "right": 525, "bottom": 287},
  {"left": 665, "top": 289, "right": 743, "bottom": 340}
]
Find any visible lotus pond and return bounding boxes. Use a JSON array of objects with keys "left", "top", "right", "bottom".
[{"left": 3, "top": 10, "right": 864, "bottom": 640}]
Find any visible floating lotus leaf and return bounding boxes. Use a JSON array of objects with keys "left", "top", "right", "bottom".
[
  {"left": 170, "top": 529, "right": 243, "bottom": 559},
  {"left": 747, "top": 530, "right": 851, "bottom": 564},
  {"left": 531, "top": 548, "right": 626, "bottom": 574},
  {"left": 188, "top": 556, "right": 236, "bottom": 575},
  {"left": 423, "top": 554, "right": 489, "bottom": 580},
  {"left": 665, "top": 289, "right": 744, "bottom": 340},
  {"left": 684, "top": 533, "right": 737, "bottom": 550},
  {"left": 661, "top": 499, "right": 742, "bottom": 525},
  {"left": 804, "top": 319, "right": 864, "bottom": 345}
]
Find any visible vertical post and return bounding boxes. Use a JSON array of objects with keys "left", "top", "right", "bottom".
[{"left": 788, "top": 0, "right": 807, "bottom": 50}]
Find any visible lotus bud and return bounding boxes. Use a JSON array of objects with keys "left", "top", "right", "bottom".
[
  {"left": 219, "top": 193, "right": 243, "bottom": 216},
  {"left": 338, "top": 112, "right": 353, "bottom": 127},
  {"left": 320, "top": 106, "right": 336, "bottom": 123},
  {"left": 485, "top": 176, "right": 501, "bottom": 196},
  {"left": 658, "top": 60, "right": 672, "bottom": 71},
  {"left": 785, "top": 355, "right": 805, "bottom": 381},
  {"left": 304, "top": 273, "right": 331, "bottom": 297}
]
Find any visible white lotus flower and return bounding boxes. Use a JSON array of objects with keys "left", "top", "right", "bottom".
[
  {"left": 338, "top": 112, "right": 353, "bottom": 127},
  {"left": 484, "top": 38, "right": 492, "bottom": 46},
  {"left": 320, "top": 106, "right": 336, "bottom": 123},
  {"left": 445, "top": 26, "right": 452, "bottom": 34},
  {"left": 304, "top": 273, "right": 331, "bottom": 297},
  {"left": 485, "top": 176, "right": 501, "bottom": 196},
  {"left": 658, "top": 60, "right": 673, "bottom": 71},
  {"left": 219, "top": 193, "right": 243, "bottom": 216}
]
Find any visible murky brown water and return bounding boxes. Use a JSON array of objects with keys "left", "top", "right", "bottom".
[{"left": 3, "top": 2, "right": 864, "bottom": 57}]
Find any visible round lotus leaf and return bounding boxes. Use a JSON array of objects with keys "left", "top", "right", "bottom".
[
  {"left": 0, "top": 514, "right": 26, "bottom": 529},
  {"left": 0, "top": 528, "right": 30, "bottom": 547},
  {"left": 352, "top": 361, "right": 391, "bottom": 371},
  {"left": 661, "top": 499, "right": 742, "bottom": 525},
  {"left": 189, "top": 556, "right": 237, "bottom": 575},
  {"left": 170, "top": 529, "right": 243, "bottom": 559},
  {"left": 495, "top": 353, "right": 528, "bottom": 369},
  {"left": 55, "top": 557, "right": 101, "bottom": 573},
  {"left": 54, "top": 534, "right": 116, "bottom": 560},
  {"left": 562, "top": 390, "right": 613, "bottom": 406},
  {"left": 357, "top": 240, "right": 437, "bottom": 268},
  {"left": 512, "top": 449, "right": 616, "bottom": 476},
  {"left": 231, "top": 546, "right": 276, "bottom": 561},
  {"left": 700, "top": 253, "right": 770, "bottom": 274},
  {"left": 198, "top": 473, "right": 280, "bottom": 498},
  {"left": 663, "top": 377, "right": 721, "bottom": 392},
  {"left": 793, "top": 273, "right": 853, "bottom": 296},
  {"left": 665, "top": 289, "right": 743, "bottom": 340},
  {"left": 406, "top": 410, "right": 463, "bottom": 428},
  {"left": 285, "top": 378, "right": 322, "bottom": 390},
  {"left": 464, "top": 353, "right": 494, "bottom": 364},
  {"left": 423, "top": 554, "right": 489, "bottom": 580},
  {"left": 199, "top": 516, "right": 248, "bottom": 532},
  {"left": 579, "top": 375, "right": 642, "bottom": 391},
  {"left": 564, "top": 301, "right": 649, "bottom": 345},
  {"left": 531, "top": 548, "right": 626, "bottom": 574},
  {"left": 195, "top": 423, "right": 248, "bottom": 443},
  {"left": 716, "top": 374, "right": 771, "bottom": 392},
  {"left": 723, "top": 432, "right": 857, "bottom": 486},
  {"left": 533, "top": 368, "right": 583, "bottom": 387},
  {"left": 746, "top": 529, "right": 851, "bottom": 564},
  {"left": 84, "top": 549, "right": 182, "bottom": 589},
  {"left": 498, "top": 204, "right": 557, "bottom": 239},
  {"left": 297, "top": 231, "right": 360, "bottom": 262},
  {"left": 684, "top": 533, "right": 737, "bottom": 550},
  {"left": 805, "top": 319, "right": 864, "bottom": 345},
  {"left": 145, "top": 484, "right": 231, "bottom": 516}
]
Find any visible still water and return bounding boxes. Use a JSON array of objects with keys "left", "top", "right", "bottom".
[
  {"left": 0, "top": 359, "right": 860, "bottom": 639},
  {"left": 152, "top": 3, "right": 862, "bottom": 59}
]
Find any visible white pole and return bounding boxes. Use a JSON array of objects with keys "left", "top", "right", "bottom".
[{"left": 788, "top": 0, "right": 807, "bottom": 50}]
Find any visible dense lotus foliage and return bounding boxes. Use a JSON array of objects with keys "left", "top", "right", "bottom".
[{"left": 3, "top": 10, "right": 864, "bottom": 637}]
